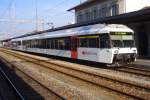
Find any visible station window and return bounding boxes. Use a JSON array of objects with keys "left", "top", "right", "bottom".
[
  {"left": 111, "top": 4, "right": 119, "bottom": 16},
  {"left": 101, "top": 7, "right": 107, "bottom": 17},
  {"left": 77, "top": 12, "right": 84, "bottom": 23},
  {"left": 98, "top": 8, "right": 102, "bottom": 18},
  {"left": 85, "top": 10, "right": 91, "bottom": 21},
  {"left": 92, "top": 7, "right": 98, "bottom": 19}
]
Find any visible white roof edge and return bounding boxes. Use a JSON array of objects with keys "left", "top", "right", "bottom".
[{"left": 11, "top": 24, "right": 133, "bottom": 41}]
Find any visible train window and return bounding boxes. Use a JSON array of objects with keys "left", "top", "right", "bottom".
[
  {"left": 79, "top": 38, "right": 88, "bottom": 47},
  {"left": 99, "top": 34, "right": 111, "bottom": 48},
  {"left": 123, "top": 40, "right": 135, "bottom": 47},
  {"left": 42, "top": 39, "right": 47, "bottom": 49},
  {"left": 79, "top": 35, "right": 99, "bottom": 48},
  {"left": 30, "top": 40, "right": 33, "bottom": 48},
  {"left": 32, "top": 40, "right": 34, "bottom": 48},
  {"left": 45, "top": 39, "right": 48, "bottom": 49},
  {"left": 50, "top": 39, "right": 54, "bottom": 49},
  {"left": 33, "top": 40, "right": 36, "bottom": 48},
  {"left": 19, "top": 41, "right": 21, "bottom": 45},
  {"left": 29, "top": 40, "right": 32, "bottom": 48},
  {"left": 36, "top": 40, "right": 40, "bottom": 48},
  {"left": 37, "top": 40, "right": 41, "bottom": 48},
  {"left": 88, "top": 38, "right": 99, "bottom": 48},
  {"left": 24, "top": 37, "right": 72, "bottom": 50},
  {"left": 22, "top": 41, "right": 25, "bottom": 46},
  {"left": 35, "top": 40, "right": 38, "bottom": 48},
  {"left": 54, "top": 37, "right": 71, "bottom": 50},
  {"left": 58, "top": 39, "right": 65, "bottom": 50},
  {"left": 64, "top": 38, "right": 71, "bottom": 50},
  {"left": 38, "top": 39, "right": 42, "bottom": 48},
  {"left": 54, "top": 39, "right": 58, "bottom": 49},
  {"left": 26, "top": 41, "right": 28, "bottom": 48},
  {"left": 47, "top": 39, "right": 51, "bottom": 48}
]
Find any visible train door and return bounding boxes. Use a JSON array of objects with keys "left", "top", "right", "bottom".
[{"left": 71, "top": 36, "right": 78, "bottom": 59}]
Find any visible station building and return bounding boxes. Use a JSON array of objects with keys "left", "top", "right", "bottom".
[
  {"left": 68, "top": 0, "right": 150, "bottom": 23},
  {"left": 68, "top": 0, "right": 150, "bottom": 58}
]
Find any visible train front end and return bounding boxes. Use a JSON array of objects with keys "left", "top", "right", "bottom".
[{"left": 110, "top": 32, "right": 137, "bottom": 66}]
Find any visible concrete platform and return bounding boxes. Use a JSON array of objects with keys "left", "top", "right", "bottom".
[{"left": 131, "top": 59, "right": 150, "bottom": 70}]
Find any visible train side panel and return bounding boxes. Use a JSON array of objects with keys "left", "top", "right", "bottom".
[
  {"left": 21, "top": 47, "right": 71, "bottom": 58},
  {"left": 78, "top": 48, "right": 113, "bottom": 63}
]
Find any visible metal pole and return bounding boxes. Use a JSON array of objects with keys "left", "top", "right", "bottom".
[
  {"left": 12, "top": 0, "right": 16, "bottom": 35},
  {"left": 35, "top": 0, "right": 38, "bottom": 31}
]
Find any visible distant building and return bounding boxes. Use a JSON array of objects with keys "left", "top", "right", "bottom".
[{"left": 68, "top": 0, "right": 150, "bottom": 23}]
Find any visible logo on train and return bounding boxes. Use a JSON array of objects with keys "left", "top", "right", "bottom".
[{"left": 82, "top": 51, "right": 97, "bottom": 55}]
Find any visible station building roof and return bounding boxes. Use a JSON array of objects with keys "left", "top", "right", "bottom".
[{"left": 68, "top": 0, "right": 96, "bottom": 11}]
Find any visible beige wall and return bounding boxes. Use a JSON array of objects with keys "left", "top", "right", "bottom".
[
  {"left": 74, "top": 0, "right": 150, "bottom": 23},
  {"left": 126, "top": 0, "right": 150, "bottom": 13},
  {"left": 118, "top": 0, "right": 125, "bottom": 14},
  {"left": 75, "top": 0, "right": 121, "bottom": 23}
]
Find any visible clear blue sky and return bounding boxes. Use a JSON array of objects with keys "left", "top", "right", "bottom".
[{"left": 0, "top": 0, "right": 83, "bottom": 40}]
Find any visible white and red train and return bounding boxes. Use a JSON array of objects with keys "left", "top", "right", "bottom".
[{"left": 8, "top": 24, "right": 137, "bottom": 66}]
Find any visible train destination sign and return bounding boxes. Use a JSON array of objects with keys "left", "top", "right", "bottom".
[{"left": 111, "top": 32, "right": 132, "bottom": 35}]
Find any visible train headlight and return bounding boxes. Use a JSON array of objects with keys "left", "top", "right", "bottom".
[
  {"left": 133, "top": 50, "right": 137, "bottom": 53},
  {"left": 114, "top": 50, "right": 119, "bottom": 54}
]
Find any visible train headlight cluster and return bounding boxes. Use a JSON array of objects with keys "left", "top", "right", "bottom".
[
  {"left": 133, "top": 50, "right": 137, "bottom": 53},
  {"left": 114, "top": 50, "right": 119, "bottom": 54}
]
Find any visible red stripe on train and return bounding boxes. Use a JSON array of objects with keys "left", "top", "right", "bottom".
[{"left": 71, "top": 51, "right": 77, "bottom": 59}]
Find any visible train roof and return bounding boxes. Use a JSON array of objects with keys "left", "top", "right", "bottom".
[{"left": 11, "top": 24, "right": 133, "bottom": 41}]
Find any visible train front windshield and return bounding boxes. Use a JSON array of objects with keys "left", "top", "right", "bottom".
[{"left": 110, "top": 32, "right": 135, "bottom": 48}]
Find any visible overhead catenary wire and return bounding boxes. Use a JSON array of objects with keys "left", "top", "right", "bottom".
[{"left": 0, "top": 0, "right": 15, "bottom": 19}]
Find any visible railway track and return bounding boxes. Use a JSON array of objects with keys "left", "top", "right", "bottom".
[
  {"left": 0, "top": 48, "right": 150, "bottom": 100},
  {"left": 114, "top": 66, "right": 150, "bottom": 78},
  {"left": 6, "top": 65, "right": 63, "bottom": 100},
  {"left": 0, "top": 53, "right": 63, "bottom": 100},
  {"left": 0, "top": 66, "right": 24, "bottom": 100}
]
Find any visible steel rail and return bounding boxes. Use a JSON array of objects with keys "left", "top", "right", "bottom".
[
  {"left": 0, "top": 67, "right": 25, "bottom": 100},
  {"left": 10, "top": 64, "right": 65, "bottom": 100},
  {"left": 0, "top": 55, "right": 64, "bottom": 100},
  {"left": 124, "top": 66, "right": 150, "bottom": 73},
  {"left": 114, "top": 67, "right": 150, "bottom": 78}
]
